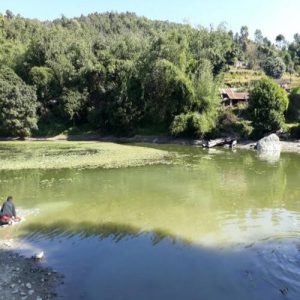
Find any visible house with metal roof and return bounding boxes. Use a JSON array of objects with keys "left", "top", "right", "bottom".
[{"left": 220, "top": 88, "right": 249, "bottom": 106}]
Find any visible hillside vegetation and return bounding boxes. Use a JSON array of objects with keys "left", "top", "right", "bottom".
[{"left": 0, "top": 11, "right": 300, "bottom": 138}]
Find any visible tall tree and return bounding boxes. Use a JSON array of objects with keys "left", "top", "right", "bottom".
[{"left": 0, "top": 68, "right": 38, "bottom": 137}]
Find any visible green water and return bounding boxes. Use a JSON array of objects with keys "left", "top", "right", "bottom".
[{"left": 0, "top": 143, "right": 300, "bottom": 299}]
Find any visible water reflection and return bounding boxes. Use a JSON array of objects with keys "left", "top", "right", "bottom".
[
  {"left": 257, "top": 150, "right": 281, "bottom": 163},
  {"left": 22, "top": 221, "right": 178, "bottom": 246}
]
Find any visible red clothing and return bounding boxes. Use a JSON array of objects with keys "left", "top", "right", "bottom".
[{"left": 0, "top": 215, "right": 13, "bottom": 221}]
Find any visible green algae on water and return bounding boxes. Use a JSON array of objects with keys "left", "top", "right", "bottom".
[{"left": 0, "top": 141, "right": 169, "bottom": 170}]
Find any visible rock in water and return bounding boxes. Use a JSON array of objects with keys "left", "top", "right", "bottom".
[
  {"left": 26, "top": 282, "right": 32, "bottom": 289},
  {"left": 256, "top": 134, "right": 281, "bottom": 152},
  {"left": 33, "top": 251, "right": 44, "bottom": 261}
]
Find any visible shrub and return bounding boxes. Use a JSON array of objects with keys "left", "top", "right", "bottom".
[
  {"left": 170, "top": 112, "right": 215, "bottom": 138},
  {"left": 218, "top": 110, "right": 253, "bottom": 138}
]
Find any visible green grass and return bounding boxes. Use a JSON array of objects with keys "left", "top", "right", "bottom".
[{"left": 0, "top": 141, "right": 170, "bottom": 170}]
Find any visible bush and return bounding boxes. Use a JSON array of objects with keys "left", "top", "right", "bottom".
[
  {"left": 170, "top": 112, "right": 215, "bottom": 138},
  {"left": 218, "top": 110, "right": 253, "bottom": 138},
  {"left": 248, "top": 78, "right": 288, "bottom": 136},
  {"left": 219, "top": 110, "right": 238, "bottom": 127},
  {"left": 262, "top": 56, "right": 286, "bottom": 79},
  {"left": 286, "top": 87, "right": 300, "bottom": 122}
]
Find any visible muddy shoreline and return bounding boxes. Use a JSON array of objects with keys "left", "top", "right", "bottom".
[{"left": 6, "top": 134, "right": 299, "bottom": 154}]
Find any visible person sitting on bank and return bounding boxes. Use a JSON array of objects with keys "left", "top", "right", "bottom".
[{"left": 0, "top": 196, "right": 21, "bottom": 225}]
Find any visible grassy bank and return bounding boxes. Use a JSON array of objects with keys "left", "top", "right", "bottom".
[{"left": 0, "top": 141, "right": 169, "bottom": 170}]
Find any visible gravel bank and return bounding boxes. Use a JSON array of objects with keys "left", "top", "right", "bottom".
[
  {"left": 0, "top": 209, "right": 63, "bottom": 300},
  {"left": 0, "top": 243, "right": 63, "bottom": 300}
]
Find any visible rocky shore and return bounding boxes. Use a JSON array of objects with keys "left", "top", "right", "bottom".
[
  {"left": 0, "top": 247, "right": 63, "bottom": 300},
  {"left": 0, "top": 210, "right": 63, "bottom": 300},
  {"left": 0, "top": 245, "right": 63, "bottom": 300}
]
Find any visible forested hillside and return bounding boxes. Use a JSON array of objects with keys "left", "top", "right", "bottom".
[{"left": 0, "top": 11, "right": 299, "bottom": 137}]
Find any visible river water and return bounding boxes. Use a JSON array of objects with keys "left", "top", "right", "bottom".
[{"left": 0, "top": 144, "right": 300, "bottom": 299}]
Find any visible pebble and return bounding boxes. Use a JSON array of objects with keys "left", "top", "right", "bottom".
[
  {"left": 20, "top": 291, "right": 27, "bottom": 296},
  {"left": 10, "top": 284, "right": 16, "bottom": 288},
  {"left": 12, "top": 289, "right": 19, "bottom": 294},
  {"left": 36, "top": 297, "right": 43, "bottom": 300},
  {"left": 280, "top": 287, "right": 289, "bottom": 296},
  {"left": 28, "top": 290, "right": 34, "bottom": 295},
  {"left": 26, "top": 283, "right": 32, "bottom": 289}
]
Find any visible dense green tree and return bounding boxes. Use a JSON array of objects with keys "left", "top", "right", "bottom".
[
  {"left": 262, "top": 56, "right": 286, "bottom": 79},
  {"left": 0, "top": 68, "right": 38, "bottom": 137},
  {"left": 239, "top": 26, "right": 249, "bottom": 52},
  {"left": 87, "top": 60, "right": 144, "bottom": 135},
  {"left": 29, "top": 66, "right": 56, "bottom": 105},
  {"left": 288, "top": 34, "right": 300, "bottom": 70},
  {"left": 248, "top": 78, "right": 288, "bottom": 135},
  {"left": 170, "top": 60, "right": 220, "bottom": 137},
  {"left": 59, "top": 88, "right": 88, "bottom": 123},
  {"left": 254, "top": 29, "right": 263, "bottom": 45},
  {"left": 143, "top": 59, "right": 195, "bottom": 125},
  {"left": 275, "top": 34, "right": 287, "bottom": 49}
]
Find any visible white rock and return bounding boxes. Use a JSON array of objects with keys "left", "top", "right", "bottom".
[
  {"left": 33, "top": 251, "right": 44, "bottom": 260},
  {"left": 256, "top": 134, "right": 281, "bottom": 152}
]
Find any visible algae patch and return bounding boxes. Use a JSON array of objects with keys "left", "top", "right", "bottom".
[{"left": 0, "top": 141, "right": 169, "bottom": 170}]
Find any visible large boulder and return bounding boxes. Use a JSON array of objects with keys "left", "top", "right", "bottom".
[{"left": 256, "top": 134, "right": 281, "bottom": 152}]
